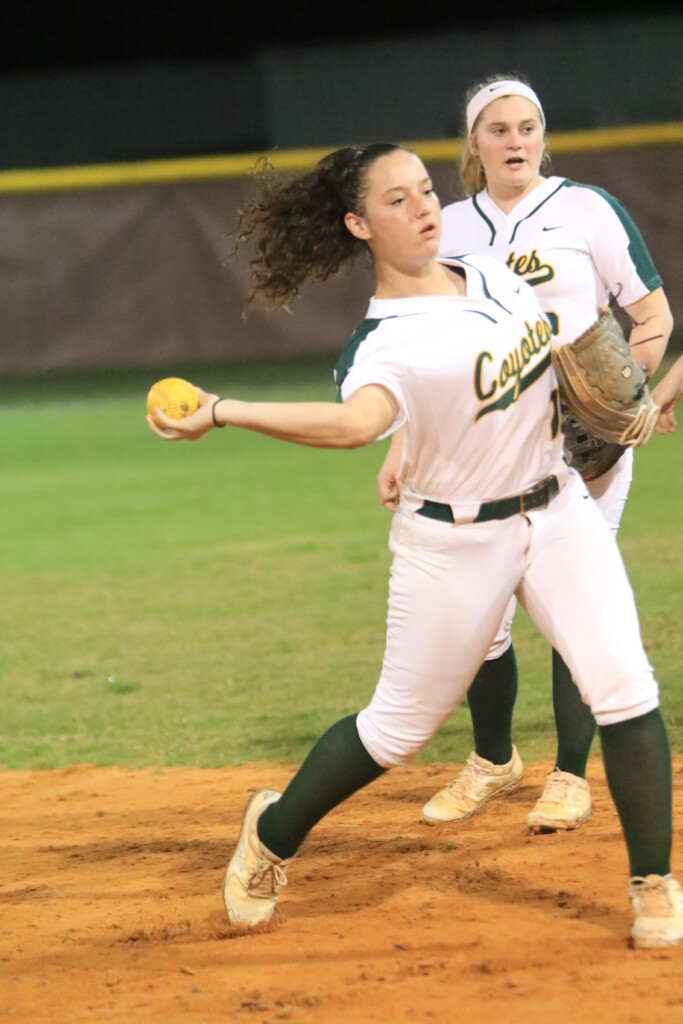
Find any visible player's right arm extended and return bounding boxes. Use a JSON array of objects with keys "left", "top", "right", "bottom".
[
  {"left": 147, "top": 384, "right": 399, "bottom": 449},
  {"left": 217, "top": 385, "right": 398, "bottom": 448}
]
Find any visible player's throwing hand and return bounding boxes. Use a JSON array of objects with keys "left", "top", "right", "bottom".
[{"left": 146, "top": 387, "right": 220, "bottom": 440}]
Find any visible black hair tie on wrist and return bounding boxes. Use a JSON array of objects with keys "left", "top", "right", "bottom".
[{"left": 211, "top": 398, "right": 226, "bottom": 428}]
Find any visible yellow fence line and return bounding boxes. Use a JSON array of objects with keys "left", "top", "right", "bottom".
[
  {"left": 1, "top": 123, "right": 681, "bottom": 194},
  {"left": 414, "top": 122, "right": 683, "bottom": 162}
]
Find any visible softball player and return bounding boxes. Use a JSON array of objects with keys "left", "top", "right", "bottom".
[
  {"left": 380, "top": 77, "right": 673, "bottom": 832},
  {"left": 148, "top": 144, "right": 682, "bottom": 948}
]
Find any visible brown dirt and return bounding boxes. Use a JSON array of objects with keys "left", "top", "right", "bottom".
[{"left": 1, "top": 758, "right": 682, "bottom": 1024}]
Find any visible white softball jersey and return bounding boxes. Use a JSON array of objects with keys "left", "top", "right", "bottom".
[
  {"left": 332, "top": 253, "right": 657, "bottom": 766},
  {"left": 439, "top": 176, "right": 663, "bottom": 346},
  {"left": 335, "top": 254, "right": 564, "bottom": 512}
]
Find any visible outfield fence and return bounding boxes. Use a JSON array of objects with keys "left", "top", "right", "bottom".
[{"left": 0, "top": 127, "right": 680, "bottom": 375}]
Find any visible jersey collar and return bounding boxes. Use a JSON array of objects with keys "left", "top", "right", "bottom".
[
  {"left": 477, "top": 176, "right": 565, "bottom": 234},
  {"left": 366, "top": 259, "right": 489, "bottom": 318}
]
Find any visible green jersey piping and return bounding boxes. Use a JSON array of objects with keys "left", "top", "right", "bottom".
[
  {"left": 472, "top": 194, "right": 497, "bottom": 245},
  {"left": 564, "top": 179, "right": 663, "bottom": 291},
  {"left": 334, "top": 318, "right": 383, "bottom": 399}
]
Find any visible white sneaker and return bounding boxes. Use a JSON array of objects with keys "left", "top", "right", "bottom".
[
  {"left": 630, "top": 875, "right": 683, "bottom": 948},
  {"left": 223, "top": 788, "right": 291, "bottom": 926},
  {"left": 423, "top": 747, "right": 524, "bottom": 824},
  {"left": 526, "top": 769, "right": 592, "bottom": 832}
]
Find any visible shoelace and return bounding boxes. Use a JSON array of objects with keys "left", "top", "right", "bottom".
[
  {"left": 247, "top": 853, "right": 290, "bottom": 900},
  {"left": 541, "top": 776, "right": 572, "bottom": 804},
  {"left": 447, "top": 755, "right": 481, "bottom": 796},
  {"left": 631, "top": 877, "right": 681, "bottom": 915}
]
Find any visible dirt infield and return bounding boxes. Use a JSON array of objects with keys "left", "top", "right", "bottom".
[{"left": 1, "top": 758, "right": 681, "bottom": 1024}]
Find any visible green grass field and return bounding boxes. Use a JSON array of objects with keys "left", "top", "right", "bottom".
[{"left": 0, "top": 357, "right": 680, "bottom": 770}]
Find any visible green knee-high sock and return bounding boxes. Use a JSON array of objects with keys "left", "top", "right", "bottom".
[
  {"left": 257, "top": 713, "right": 386, "bottom": 860},
  {"left": 467, "top": 644, "right": 517, "bottom": 765},
  {"left": 599, "top": 708, "right": 672, "bottom": 878},
  {"left": 552, "top": 649, "right": 596, "bottom": 778}
]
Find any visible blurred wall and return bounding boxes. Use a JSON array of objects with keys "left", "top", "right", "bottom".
[
  {"left": 1, "top": 13, "right": 681, "bottom": 169},
  {"left": 0, "top": 144, "right": 679, "bottom": 374},
  {"left": 1, "top": 13, "right": 680, "bottom": 373}
]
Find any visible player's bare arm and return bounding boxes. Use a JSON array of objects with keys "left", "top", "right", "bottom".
[
  {"left": 147, "top": 383, "right": 399, "bottom": 449},
  {"left": 624, "top": 287, "right": 673, "bottom": 378},
  {"left": 652, "top": 353, "right": 683, "bottom": 434}
]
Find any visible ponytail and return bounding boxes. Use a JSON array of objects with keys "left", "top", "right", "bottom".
[{"left": 233, "top": 143, "right": 404, "bottom": 306}]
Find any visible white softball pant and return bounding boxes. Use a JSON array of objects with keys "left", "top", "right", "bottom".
[
  {"left": 356, "top": 470, "right": 657, "bottom": 768},
  {"left": 485, "top": 448, "right": 634, "bottom": 658}
]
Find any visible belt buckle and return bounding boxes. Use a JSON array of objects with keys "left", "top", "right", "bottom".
[{"left": 521, "top": 480, "right": 548, "bottom": 514}]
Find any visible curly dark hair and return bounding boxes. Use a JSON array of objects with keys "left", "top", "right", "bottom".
[{"left": 232, "top": 143, "right": 405, "bottom": 306}]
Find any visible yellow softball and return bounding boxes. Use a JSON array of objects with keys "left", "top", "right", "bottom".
[{"left": 146, "top": 377, "right": 199, "bottom": 423}]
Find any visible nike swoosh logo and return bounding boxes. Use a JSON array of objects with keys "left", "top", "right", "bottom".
[
  {"left": 542, "top": 225, "right": 562, "bottom": 232},
  {"left": 488, "top": 84, "right": 506, "bottom": 92}
]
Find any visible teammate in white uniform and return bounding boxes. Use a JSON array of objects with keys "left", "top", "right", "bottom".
[
  {"left": 147, "top": 143, "right": 682, "bottom": 948},
  {"left": 379, "top": 78, "right": 673, "bottom": 831}
]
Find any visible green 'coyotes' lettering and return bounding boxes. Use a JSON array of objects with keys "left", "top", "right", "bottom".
[
  {"left": 474, "top": 316, "right": 553, "bottom": 419},
  {"left": 505, "top": 249, "right": 555, "bottom": 286}
]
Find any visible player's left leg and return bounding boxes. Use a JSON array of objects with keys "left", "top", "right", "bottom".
[
  {"left": 517, "top": 473, "right": 682, "bottom": 946},
  {"left": 600, "top": 707, "right": 682, "bottom": 948}
]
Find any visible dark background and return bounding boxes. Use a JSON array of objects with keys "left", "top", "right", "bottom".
[
  {"left": 2, "top": 5, "right": 681, "bottom": 169},
  {"left": 2, "top": 0, "right": 678, "bottom": 73}
]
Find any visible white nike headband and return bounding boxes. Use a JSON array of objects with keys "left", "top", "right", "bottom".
[{"left": 466, "top": 81, "right": 546, "bottom": 135}]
